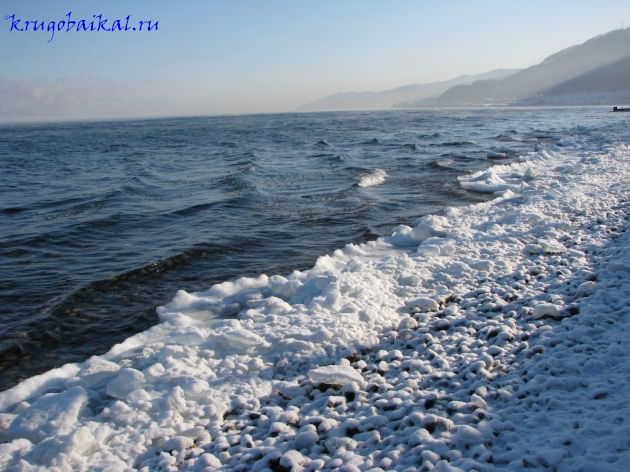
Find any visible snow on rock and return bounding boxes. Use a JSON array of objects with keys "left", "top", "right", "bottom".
[
  {"left": 405, "top": 297, "right": 440, "bottom": 312},
  {"left": 538, "top": 238, "right": 566, "bottom": 254},
  {"left": 307, "top": 365, "right": 365, "bottom": 386},
  {"left": 576, "top": 280, "right": 597, "bottom": 297},
  {"left": 451, "top": 425, "right": 484, "bottom": 447},
  {"left": 3, "top": 125, "right": 630, "bottom": 471},
  {"left": 532, "top": 303, "right": 561, "bottom": 320}
]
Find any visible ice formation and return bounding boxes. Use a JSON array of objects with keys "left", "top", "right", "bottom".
[
  {"left": 2, "top": 126, "right": 630, "bottom": 471},
  {"left": 486, "top": 151, "right": 508, "bottom": 159}
]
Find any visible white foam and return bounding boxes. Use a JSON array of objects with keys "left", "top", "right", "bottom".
[
  {"left": 357, "top": 168, "right": 387, "bottom": 188},
  {"left": 436, "top": 158, "right": 454, "bottom": 167}
]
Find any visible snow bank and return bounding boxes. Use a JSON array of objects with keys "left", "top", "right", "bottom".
[{"left": 2, "top": 126, "right": 630, "bottom": 471}]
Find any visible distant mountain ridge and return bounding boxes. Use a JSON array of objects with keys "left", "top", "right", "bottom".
[
  {"left": 297, "top": 69, "right": 520, "bottom": 111},
  {"left": 519, "top": 55, "right": 630, "bottom": 106},
  {"left": 298, "top": 27, "right": 630, "bottom": 110},
  {"left": 422, "top": 27, "right": 630, "bottom": 107},
  {"left": 498, "top": 28, "right": 630, "bottom": 102}
]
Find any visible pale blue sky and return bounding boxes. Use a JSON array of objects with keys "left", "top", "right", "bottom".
[{"left": 1, "top": 0, "right": 629, "bottom": 121}]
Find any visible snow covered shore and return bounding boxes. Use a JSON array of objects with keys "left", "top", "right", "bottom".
[{"left": 2, "top": 124, "right": 630, "bottom": 471}]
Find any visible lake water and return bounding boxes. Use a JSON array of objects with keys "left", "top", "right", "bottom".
[{"left": 0, "top": 107, "right": 614, "bottom": 390}]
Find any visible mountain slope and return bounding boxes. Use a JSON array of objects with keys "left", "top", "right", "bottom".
[
  {"left": 297, "top": 69, "right": 519, "bottom": 111},
  {"left": 512, "top": 55, "right": 630, "bottom": 106},
  {"left": 543, "top": 55, "right": 630, "bottom": 96},
  {"left": 432, "top": 80, "right": 501, "bottom": 106},
  {"left": 410, "top": 27, "right": 630, "bottom": 107},
  {"left": 495, "top": 27, "right": 630, "bottom": 101}
]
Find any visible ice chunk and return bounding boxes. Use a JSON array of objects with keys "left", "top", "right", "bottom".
[
  {"left": 458, "top": 170, "right": 529, "bottom": 193},
  {"left": 405, "top": 297, "right": 439, "bottom": 312},
  {"left": 260, "top": 296, "right": 293, "bottom": 315},
  {"left": 143, "top": 363, "right": 165, "bottom": 382},
  {"left": 275, "top": 381, "right": 306, "bottom": 400},
  {"left": 523, "top": 168, "right": 536, "bottom": 180},
  {"left": 308, "top": 365, "right": 364, "bottom": 386},
  {"left": 412, "top": 214, "right": 449, "bottom": 230},
  {"left": 416, "top": 237, "right": 455, "bottom": 258},
  {"left": 415, "top": 244, "right": 441, "bottom": 257},
  {"left": 7, "top": 387, "right": 88, "bottom": 444},
  {"left": 524, "top": 244, "right": 544, "bottom": 255},
  {"left": 64, "top": 426, "right": 94, "bottom": 456},
  {"left": 170, "top": 326, "right": 206, "bottom": 345},
  {"left": 182, "top": 379, "right": 210, "bottom": 400},
  {"left": 78, "top": 357, "right": 120, "bottom": 385},
  {"left": 221, "top": 328, "right": 269, "bottom": 347},
  {"left": 157, "top": 275, "right": 269, "bottom": 320},
  {"left": 156, "top": 290, "right": 221, "bottom": 321},
  {"left": 387, "top": 225, "right": 429, "bottom": 247},
  {"left": 21, "top": 429, "right": 94, "bottom": 465},
  {"left": 387, "top": 215, "right": 449, "bottom": 247},
  {"left": 539, "top": 239, "right": 565, "bottom": 254},
  {"left": 487, "top": 151, "right": 508, "bottom": 158},
  {"left": 106, "top": 368, "right": 146, "bottom": 399},
  {"left": 201, "top": 274, "right": 269, "bottom": 299}
]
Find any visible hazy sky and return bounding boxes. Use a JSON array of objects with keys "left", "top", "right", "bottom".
[{"left": 2, "top": 0, "right": 629, "bottom": 122}]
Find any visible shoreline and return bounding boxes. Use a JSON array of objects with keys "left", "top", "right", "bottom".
[{"left": 2, "top": 123, "right": 630, "bottom": 470}]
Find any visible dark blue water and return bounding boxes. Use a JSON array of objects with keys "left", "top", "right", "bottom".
[{"left": 0, "top": 108, "right": 615, "bottom": 390}]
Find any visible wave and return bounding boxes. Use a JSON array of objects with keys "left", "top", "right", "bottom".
[
  {"left": 309, "top": 153, "right": 348, "bottom": 162},
  {"left": 495, "top": 133, "right": 523, "bottom": 142},
  {"left": 357, "top": 168, "right": 388, "bottom": 188},
  {"left": 435, "top": 158, "right": 454, "bottom": 167},
  {"left": 442, "top": 139, "right": 478, "bottom": 146},
  {"left": 486, "top": 150, "right": 509, "bottom": 159}
]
